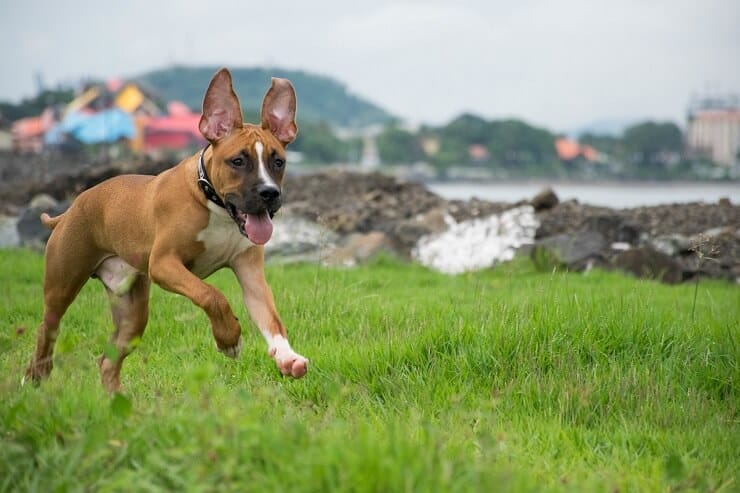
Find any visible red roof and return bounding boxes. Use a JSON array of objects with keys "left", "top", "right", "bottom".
[{"left": 554, "top": 138, "right": 581, "bottom": 161}]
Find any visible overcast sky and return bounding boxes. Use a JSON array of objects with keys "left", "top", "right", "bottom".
[{"left": 2, "top": 1, "right": 738, "bottom": 132}]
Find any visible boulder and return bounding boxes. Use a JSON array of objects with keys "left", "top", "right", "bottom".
[
  {"left": 649, "top": 233, "right": 692, "bottom": 257},
  {"left": 29, "top": 193, "right": 59, "bottom": 210},
  {"left": 532, "top": 231, "right": 607, "bottom": 268},
  {"left": 611, "top": 247, "right": 683, "bottom": 284},
  {"left": 530, "top": 187, "right": 559, "bottom": 211},
  {"left": 17, "top": 200, "right": 69, "bottom": 248},
  {"left": 326, "top": 231, "right": 393, "bottom": 267},
  {"left": 534, "top": 200, "right": 613, "bottom": 239},
  {"left": 266, "top": 216, "right": 339, "bottom": 262},
  {"left": 682, "top": 228, "right": 740, "bottom": 281},
  {"left": 415, "top": 206, "right": 538, "bottom": 274},
  {"left": 391, "top": 207, "right": 450, "bottom": 253},
  {"left": 0, "top": 215, "right": 20, "bottom": 248},
  {"left": 579, "top": 214, "right": 641, "bottom": 244}
]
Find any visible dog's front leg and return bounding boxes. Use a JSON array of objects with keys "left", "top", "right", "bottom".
[
  {"left": 231, "top": 247, "right": 308, "bottom": 378},
  {"left": 149, "top": 253, "right": 242, "bottom": 357}
]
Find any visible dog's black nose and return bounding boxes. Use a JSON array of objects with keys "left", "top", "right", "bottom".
[{"left": 257, "top": 185, "right": 280, "bottom": 202}]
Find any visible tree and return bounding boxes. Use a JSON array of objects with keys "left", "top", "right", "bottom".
[
  {"left": 291, "top": 121, "right": 353, "bottom": 163},
  {"left": 376, "top": 124, "right": 424, "bottom": 164},
  {"left": 622, "top": 121, "right": 683, "bottom": 165},
  {"left": 487, "top": 119, "right": 556, "bottom": 167},
  {"left": 0, "top": 88, "right": 74, "bottom": 121},
  {"left": 579, "top": 132, "right": 622, "bottom": 156}
]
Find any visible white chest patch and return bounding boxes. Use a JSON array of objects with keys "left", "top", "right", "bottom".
[{"left": 190, "top": 203, "right": 253, "bottom": 278}]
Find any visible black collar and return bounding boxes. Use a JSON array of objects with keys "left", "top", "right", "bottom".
[{"left": 197, "top": 144, "right": 226, "bottom": 209}]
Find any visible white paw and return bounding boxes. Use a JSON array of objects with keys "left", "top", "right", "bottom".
[
  {"left": 268, "top": 337, "right": 308, "bottom": 378},
  {"left": 219, "top": 336, "right": 242, "bottom": 359}
]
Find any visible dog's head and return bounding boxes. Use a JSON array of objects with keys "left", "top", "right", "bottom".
[{"left": 198, "top": 68, "right": 297, "bottom": 245}]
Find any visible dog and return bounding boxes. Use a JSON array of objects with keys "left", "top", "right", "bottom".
[{"left": 24, "top": 68, "right": 308, "bottom": 392}]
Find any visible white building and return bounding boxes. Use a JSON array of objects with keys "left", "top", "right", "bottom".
[{"left": 687, "top": 96, "right": 740, "bottom": 167}]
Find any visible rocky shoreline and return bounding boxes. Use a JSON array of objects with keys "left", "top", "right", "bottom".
[
  {"left": 0, "top": 157, "right": 737, "bottom": 283},
  {"left": 280, "top": 171, "right": 738, "bottom": 282}
]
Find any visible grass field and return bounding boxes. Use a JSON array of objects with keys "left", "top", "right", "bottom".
[{"left": 0, "top": 248, "right": 738, "bottom": 492}]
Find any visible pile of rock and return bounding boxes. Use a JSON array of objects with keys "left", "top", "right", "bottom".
[
  {"left": 280, "top": 171, "right": 738, "bottom": 283},
  {"left": 532, "top": 196, "right": 738, "bottom": 283},
  {"left": 1, "top": 165, "right": 737, "bottom": 284}
]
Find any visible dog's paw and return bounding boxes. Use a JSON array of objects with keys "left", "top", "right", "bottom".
[
  {"left": 219, "top": 336, "right": 242, "bottom": 359},
  {"left": 269, "top": 346, "right": 308, "bottom": 378}
]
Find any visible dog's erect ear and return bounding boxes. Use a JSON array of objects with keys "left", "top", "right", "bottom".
[
  {"left": 261, "top": 78, "right": 297, "bottom": 146},
  {"left": 199, "top": 68, "right": 243, "bottom": 142}
]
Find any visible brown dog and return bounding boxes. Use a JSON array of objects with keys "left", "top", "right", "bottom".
[{"left": 24, "top": 68, "right": 308, "bottom": 392}]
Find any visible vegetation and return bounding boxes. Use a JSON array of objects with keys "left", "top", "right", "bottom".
[
  {"left": 0, "top": 66, "right": 729, "bottom": 179},
  {"left": 376, "top": 123, "right": 425, "bottom": 164},
  {"left": 431, "top": 114, "right": 557, "bottom": 169},
  {"left": 1, "top": 249, "right": 737, "bottom": 492},
  {"left": 375, "top": 114, "right": 729, "bottom": 180},
  {"left": 0, "top": 88, "right": 74, "bottom": 122},
  {"left": 136, "top": 65, "right": 394, "bottom": 128},
  {"left": 292, "top": 121, "right": 362, "bottom": 164},
  {"left": 621, "top": 121, "right": 683, "bottom": 165}
]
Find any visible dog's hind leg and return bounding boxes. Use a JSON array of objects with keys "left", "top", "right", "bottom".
[
  {"left": 24, "top": 241, "right": 98, "bottom": 385},
  {"left": 97, "top": 259, "right": 150, "bottom": 393}
]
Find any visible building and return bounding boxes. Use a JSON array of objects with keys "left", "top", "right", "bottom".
[
  {"left": 686, "top": 95, "right": 740, "bottom": 167},
  {"left": 554, "top": 137, "right": 600, "bottom": 163}
]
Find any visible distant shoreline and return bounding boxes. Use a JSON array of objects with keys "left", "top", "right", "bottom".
[
  {"left": 425, "top": 178, "right": 739, "bottom": 186},
  {"left": 426, "top": 180, "right": 737, "bottom": 209}
]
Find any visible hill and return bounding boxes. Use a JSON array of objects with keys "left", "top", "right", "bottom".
[{"left": 135, "top": 65, "right": 393, "bottom": 128}]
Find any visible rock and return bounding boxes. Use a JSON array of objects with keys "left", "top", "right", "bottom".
[
  {"left": 649, "top": 233, "right": 692, "bottom": 257},
  {"left": 282, "top": 170, "right": 447, "bottom": 235},
  {"left": 414, "top": 206, "right": 538, "bottom": 274},
  {"left": 266, "top": 216, "right": 339, "bottom": 262},
  {"left": 532, "top": 231, "right": 607, "bottom": 268},
  {"left": 718, "top": 197, "right": 731, "bottom": 207},
  {"left": 697, "top": 226, "right": 732, "bottom": 239},
  {"left": 29, "top": 193, "right": 59, "bottom": 210},
  {"left": 447, "top": 198, "right": 512, "bottom": 222},
  {"left": 391, "top": 207, "right": 450, "bottom": 253},
  {"left": 682, "top": 228, "right": 739, "bottom": 281},
  {"left": 16, "top": 201, "right": 69, "bottom": 247},
  {"left": 0, "top": 215, "right": 20, "bottom": 248},
  {"left": 624, "top": 202, "right": 738, "bottom": 237},
  {"left": 612, "top": 247, "right": 683, "bottom": 284},
  {"left": 530, "top": 187, "right": 559, "bottom": 211},
  {"left": 579, "top": 214, "right": 641, "bottom": 244},
  {"left": 534, "top": 200, "right": 613, "bottom": 239},
  {"left": 327, "top": 231, "right": 393, "bottom": 267}
]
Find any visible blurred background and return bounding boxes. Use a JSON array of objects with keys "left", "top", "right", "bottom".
[{"left": 1, "top": 1, "right": 738, "bottom": 207}]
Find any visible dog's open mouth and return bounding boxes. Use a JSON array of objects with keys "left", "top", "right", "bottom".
[{"left": 225, "top": 203, "right": 274, "bottom": 245}]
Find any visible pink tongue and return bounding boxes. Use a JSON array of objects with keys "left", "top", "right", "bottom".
[{"left": 243, "top": 213, "right": 273, "bottom": 245}]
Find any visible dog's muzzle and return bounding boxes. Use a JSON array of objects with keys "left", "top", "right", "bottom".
[
  {"left": 256, "top": 184, "right": 281, "bottom": 213},
  {"left": 224, "top": 187, "right": 281, "bottom": 245}
]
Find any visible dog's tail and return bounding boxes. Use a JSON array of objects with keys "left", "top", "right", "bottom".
[{"left": 40, "top": 212, "right": 63, "bottom": 230}]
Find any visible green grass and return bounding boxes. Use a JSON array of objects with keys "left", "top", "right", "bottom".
[{"left": 0, "top": 249, "right": 738, "bottom": 492}]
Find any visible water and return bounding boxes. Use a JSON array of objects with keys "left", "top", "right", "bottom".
[{"left": 427, "top": 181, "right": 738, "bottom": 208}]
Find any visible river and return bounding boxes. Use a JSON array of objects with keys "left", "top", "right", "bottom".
[{"left": 427, "top": 181, "right": 738, "bottom": 208}]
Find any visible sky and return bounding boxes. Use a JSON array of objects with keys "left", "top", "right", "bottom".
[{"left": 1, "top": 0, "right": 739, "bottom": 132}]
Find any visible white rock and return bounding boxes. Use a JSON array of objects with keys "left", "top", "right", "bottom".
[
  {"left": 0, "top": 215, "right": 20, "bottom": 248},
  {"left": 412, "top": 206, "right": 539, "bottom": 274}
]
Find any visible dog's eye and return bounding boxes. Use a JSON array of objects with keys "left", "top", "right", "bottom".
[
  {"left": 274, "top": 158, "right": 285, "bottom": 168},
  {"left": 231, "top": 158, "right": 245, "bottom": 167}
]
